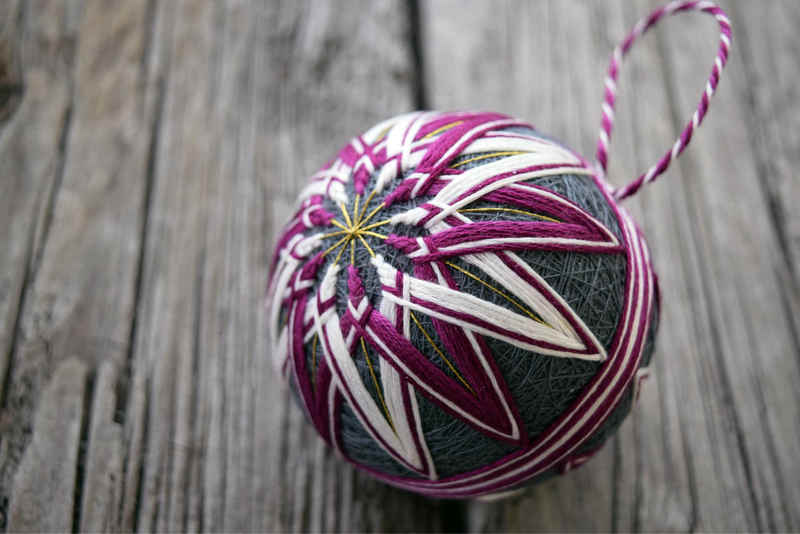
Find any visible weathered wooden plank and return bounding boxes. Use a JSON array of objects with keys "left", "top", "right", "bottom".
[
  {"left": 0, "top": 2, "right": 77, "bottom": 527},
  {"left": 119, "top": 1, "right": 215, "bottom": 530},
  {"left": 79, "top": 360, "right": 124, "bottom": 532},
  {"left": 0, "top": 0, "right": 23, "bottom": 125},
  {"left": 585, "top": 1, "right": 800, "bottom": 530},
  {"left": 6, "top": 358, "right": 87, "bottom": 532},
  {"left": 729, "top": 1, "right": 800, "bottom": 289},
  {"left": 596, "top": 2, "right": 743, "bottom": 531},
  {"left": 423, "top": 0, "right": 800, "bottom": 531},
  {"left": 0, "top": 0, "right": 77, "bottom": 445},
  {"left": 0, "top": 0, "right": 78, "bottom": 521},
  {"left": 121, "top": 0, "right": 447, "bottom": 532},
  {"left": 727, "top": 2, "right": 800, "bottom": 425},
  {"left": 0, "top": 0, "right": 159, "bottom": 531},
  {"left": 650, "top": 0, "right": 800, "bottom": 529}
]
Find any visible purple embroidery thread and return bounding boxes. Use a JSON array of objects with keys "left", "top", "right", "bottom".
[{"left": 267, "top": 0, "right": 731, "bottom": 498}]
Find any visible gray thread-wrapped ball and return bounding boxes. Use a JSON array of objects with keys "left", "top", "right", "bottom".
[{"left": 268, "top": 112, "right": 659, "bottom": 498}]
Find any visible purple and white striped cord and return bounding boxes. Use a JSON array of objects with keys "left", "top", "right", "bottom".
[{"left": 595, "top": 0, "right": 732, "bottom": 200}]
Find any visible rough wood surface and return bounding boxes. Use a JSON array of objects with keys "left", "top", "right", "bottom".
[
  {"left": 423, "top": 0, "right": 800, "bottom": 532},
  {"left": 1, "top": 0, "right": 798, "bottom": 532}
]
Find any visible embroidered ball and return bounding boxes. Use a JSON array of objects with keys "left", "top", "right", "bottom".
[{"left": 268, "top": 111, "right": 659, "bottom": 498}]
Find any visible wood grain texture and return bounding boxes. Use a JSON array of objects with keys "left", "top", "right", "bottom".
[
  {"left": 1, "top": 0, "right": 160, "bottom": 529},
  {"left": 0, "top": 0, "right": 448, "bottom": 532},
  {"left": 1, "top": 0, "right": 798, "bottom": 532},
  {"left": 0, "top": 0, "right": 23, "bottom": 124},
  {"left": 6, "top": 358, "right": 88, "bottom": 532},
  {"left": 422, "top": 0, "right": 800, "bottom": 531},
  {"left": 0, "top": 0, "right": 77, "bottom": 450}
]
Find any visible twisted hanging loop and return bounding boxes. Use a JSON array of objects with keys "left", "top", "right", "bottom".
[{"left": 595, "top": 0, "right": 732, "bottom": 201}]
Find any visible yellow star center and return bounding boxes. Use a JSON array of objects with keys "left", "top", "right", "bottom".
[{"left": 321, "top": 191, "right": 392, "bottom": 265}]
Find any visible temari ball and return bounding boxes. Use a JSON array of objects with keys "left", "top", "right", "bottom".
[{"left": 267, "top": 111, "right": 658, "bottom": 498}]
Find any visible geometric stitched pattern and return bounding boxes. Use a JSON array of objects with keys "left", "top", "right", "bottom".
[{"left": 268, "top": 111, "right": 658, "bottom": 497}]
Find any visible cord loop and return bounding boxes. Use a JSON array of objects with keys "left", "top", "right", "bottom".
[{"left": 594, "top": 0, "right": 732, "bottom": 201}]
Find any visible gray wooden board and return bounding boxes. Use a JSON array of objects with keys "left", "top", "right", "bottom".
[
  {"left": 423, "top": 0, "right": 800, "bottom": 531},
  {"left": 0, "top": 0, "right": 798, "bottom": 532}
]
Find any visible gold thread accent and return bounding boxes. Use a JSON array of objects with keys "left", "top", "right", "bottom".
[
  {"left": 450, "top": 151, "right": 527, "bottom": 169},
  {"left": 444, "top": 261, "right": 547, "bottom": 325},
  {"left": 359, "top": 202, "right": 386, "bottom": 228},
  {"left": 361, "top": 337, "right": 395, "bottom": 432},
  {"left": 330, "top": 219, "right": 349, "bottom": 231},
  {"left": 321, "top": 229, "right": 349, "bottom": 239},
  {"left": 353, "top": 194, "right": 361, "bottom": 225},
  {"left": 422, "top": 120, "right": 463, "bottom": 139},
  {"left": 323, "top": 235, "right": 349, "bottom": 257},
  {"left": 357, "top": 234, "right": 376, "bottom": 257},
  {"left": 324, "top": 193, "right": 389, "bottom": 265},
  {"left": 357, "top": 188, "right": 379, "bottom": 224},
  {"left": 457, "top": 207, "right": 560, "bottom": 223},
  {"left": 339, "top": 202, "right": 353, "bottom": 227},
  {"left": 360, "top": 218, "right": 393, "bottom": 231},
  {"left": 409, "top": 310, "right": 475, "bottom": 395},
  {"left": 359, "top": 230, "right": 386, "bottom": 240},
  {"left": 333, "top": 240, "right": 348, "bottom": 265}
]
